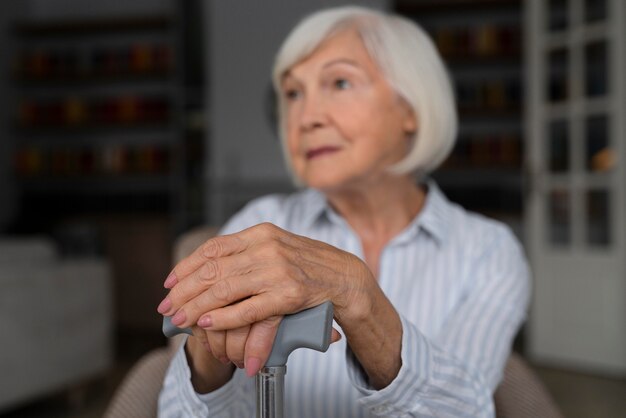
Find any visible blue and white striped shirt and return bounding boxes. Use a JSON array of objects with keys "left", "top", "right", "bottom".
[{"left": 158, "top": 181, "right": 531, "bottom": 417}]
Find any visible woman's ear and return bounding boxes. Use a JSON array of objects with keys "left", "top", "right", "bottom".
[
  {"left": 397, "top": 95, "right": 417, "bottom": 136},
  {"left": 403, "top": 107, "right": 417, "bottom": 137}
]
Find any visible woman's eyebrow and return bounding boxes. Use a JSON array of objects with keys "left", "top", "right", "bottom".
[
  {"left": 280, "top": 72, "right": 300, "bottom": 86},
  {"left": 322, "top": 58, "right": 361, "bottom": 70},
  {"left": 281, "top": 58, "right": 363, "bottom": 85}
]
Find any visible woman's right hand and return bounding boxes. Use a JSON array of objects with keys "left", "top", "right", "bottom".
[
  {"left": 187, "top": 313, "right": 340, "bottom": 393},
  {"left": 185, "top": 315, "right": 284, "bottom": 393},
  {"left": 185, "top": 327, "right": 235, "bottom": 394}
]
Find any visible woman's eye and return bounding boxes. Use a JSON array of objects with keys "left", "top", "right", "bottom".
[
  {"left": 333, "top": 78, "right": 351, "bottom": 90},
  {"left": 284, "top": 89, "right": 301, "bottom": 101}
]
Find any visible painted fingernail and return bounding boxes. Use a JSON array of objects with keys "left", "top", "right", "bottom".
[
  {"left": 157, "top": 297, "right": 172, "bottom": 314},
  {"left": 245, "top": 357, "right": 261, "bottom": 377},
  {"left": 164, "top": 272, "right": 178, "bottom": 288},
  {"left": 171, "top": 310, "right": 186, "bottom": 326},
  {"left": 219, "top": 357, "right": 230, "bottom": 365},
  {"left": 197, "top": 315, "right": 212, "bottom": 328}
]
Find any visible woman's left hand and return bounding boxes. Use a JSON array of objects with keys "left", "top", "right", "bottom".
[{"left": 158, "top": 222, "right": 375, "bottom": 371}]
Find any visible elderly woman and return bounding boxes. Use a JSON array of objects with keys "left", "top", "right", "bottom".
[{"left": 158, "top": 6, "right": 529, "bottom": 417}]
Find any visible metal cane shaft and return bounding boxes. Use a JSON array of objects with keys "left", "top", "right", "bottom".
[{"left": 256, "top": 366, "right": 286, "bottom": 418}]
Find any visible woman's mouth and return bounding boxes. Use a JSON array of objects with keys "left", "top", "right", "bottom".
[{"left": 306, "top": 146, "right": 341, "bottom": 160}]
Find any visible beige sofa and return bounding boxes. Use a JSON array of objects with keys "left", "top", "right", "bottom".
[
  {"left": 105, "top": 227, "right": 563, "bottom": 418},
  {"left": 0, "top": 237, "right": 113, "bottom": 413}
]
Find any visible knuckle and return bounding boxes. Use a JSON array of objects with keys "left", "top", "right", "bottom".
[
  {"left": 259, "top": 316, "right": 282, "bottom": 332},
  {"left": 257, "top": 222, "right": 276, "bottom": 235},
  {"left": 210, "top": 280, "right": 232, "bottom": 304},
  {"left": 201, "top": 259, "right": 221, "bottom": 281},
  {"left": 168, "top": 284, "right": 184, "bottom": 303},
  {"left": 247, "top": 319, "right": 281, "bottom": 354},
  {"left": 285, "top": 281, "right": 303, "bottom": 299},
  {"left": 202, "top": 238, "right": 223, "bottom": 258},
  {"left": 225, "top": 331, "right": 247, "bottom": 361},
  {"left": 240, "top": 303, "right": 261, "bottom": 324},
  {"left": 206, "top": 331, "right": 225, "bottom": 355},
  {"left": 283, "top": 287, "right": 303, "bottom": 311},
  {"left": 191, "top": 326, "right": 207, "bottom": 342},
  {"left": 189, "top": 297, "right": 205, "bottom": 316}
]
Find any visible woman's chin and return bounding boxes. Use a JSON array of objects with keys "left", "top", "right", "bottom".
[
  {"left": 301, "top": 172, "right": 365, "bottom": 194},
  {"left": 301, "top": 173, "right": 347, "bottom": 192}
]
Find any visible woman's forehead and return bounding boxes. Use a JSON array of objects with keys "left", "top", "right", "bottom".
[{"left": 282, "top": 30, "right": 376, "bottom": 81}]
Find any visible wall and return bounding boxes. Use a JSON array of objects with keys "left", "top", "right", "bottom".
[{"left": 205, "top": 0, "right": 389, "bottom": 224}]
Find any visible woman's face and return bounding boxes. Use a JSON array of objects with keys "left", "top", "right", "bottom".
[{"left": 281, "top": 29, "right": 416, "bottom": 192}]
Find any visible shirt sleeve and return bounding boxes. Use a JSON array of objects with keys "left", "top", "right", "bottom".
[{"left": 345, "top": 226, "right": 531, "bottom": 417}]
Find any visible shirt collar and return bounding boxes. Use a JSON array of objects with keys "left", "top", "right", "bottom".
[
  {"left": 300, "top": 178, "right": 451, "bottom": 246},
  {"left": 409, "top": 179, "right": 450, "bottom": 246}
]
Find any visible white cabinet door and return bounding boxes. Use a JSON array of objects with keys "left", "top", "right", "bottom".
[{"left": 525, "top": 0, "right": 626, "bottom": 375}]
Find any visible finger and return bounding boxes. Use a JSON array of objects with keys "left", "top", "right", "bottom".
[
  {"left": 198, "top": 293, "right": 289, "bottom": 331},
  {"left": 244, "top": 316, "right": 282, "bottom": 377},
  {"left": 331, "top": 327, "right": 342, "bottom": 344},
  {"left": 160, "top": 253, "right": 253, "bottom": 317},
  {"left": 190, "top": 325, "right": 210, "bottom": 351},
  {"left": 165, "top": 232, "right": 249, "bottom": 289},
  {"left": 171, "top": 273, "right": 264, "bottom": 328},
  {"left": 225, "top": 325, "right": 250, "bottom": 369},
  {"left": 205, "top": 329, "right": 229, "bottom": 365},
  {"left": 165, "top": 222, "right": 289, "bottom": 289}
]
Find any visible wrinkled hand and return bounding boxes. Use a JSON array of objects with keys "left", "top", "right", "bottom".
[{"left": 158, "top": 223, "right": 371, "bottom": 376}]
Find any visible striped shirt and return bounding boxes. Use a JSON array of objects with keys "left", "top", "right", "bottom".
[{"left": 158, "top": 181, "right": 531, "bottom": 417}]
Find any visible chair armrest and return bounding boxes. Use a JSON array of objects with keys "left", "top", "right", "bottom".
[
  {"left": 104, "top": 347, "right": 173, "bottom": 418},
  {"left": 494, "top": 352, "right": 563, "bottom": 418}
]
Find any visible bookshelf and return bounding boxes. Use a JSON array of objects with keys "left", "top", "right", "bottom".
[
  {"left": 8, "top": 13, "right": 197, "bottom": 233},
  {"left": 394, "top": 0, "right": 524, "bottom": 235}
]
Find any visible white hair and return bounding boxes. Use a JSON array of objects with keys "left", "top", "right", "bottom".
[{"left": 272, "top": 5, "right": 458, "bottom": 182}]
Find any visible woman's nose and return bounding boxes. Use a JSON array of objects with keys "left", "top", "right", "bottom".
[{"left": 298, "top": 92, "right": 327, "bottom": 131}]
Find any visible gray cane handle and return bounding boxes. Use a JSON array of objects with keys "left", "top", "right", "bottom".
[{"left": 162, "top": 301, "right": 334, "bottom": 367}]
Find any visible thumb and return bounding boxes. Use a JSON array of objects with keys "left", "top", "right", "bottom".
[{"left": 244, "top": 316, "right": 282, "bottom": 377}]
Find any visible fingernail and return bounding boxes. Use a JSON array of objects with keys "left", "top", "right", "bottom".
[
  {"left": 202, "top": 342, "right": 212, "bottom": 353},
  {"left": 235, "top": 361, "right": 244, "bottom": 369},
  {"left": 171, "top": 310, "right": 186, "bottom": 326},
  {"left": 219, "top": 357, "right": 230, "bottom": 365},
  {"left": 245, "top": 357, "right": 261, "bottom": 377},
  {"left": 197, "top": 315, "right": 212, "bottom": 328},
  {"left": 164, "top": 272, "right": 178, "bottom": 288},
  {"left": 157, "top": 297, "right": 172, "bottom": 314}
]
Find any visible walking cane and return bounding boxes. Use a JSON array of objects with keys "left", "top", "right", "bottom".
[{"left": 163, "top": 302, "right": 334, "bottom": 418}]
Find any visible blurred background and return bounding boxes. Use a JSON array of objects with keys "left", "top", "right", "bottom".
[{"left": 0, "top": 0, "right": 623, "bottom": 417}]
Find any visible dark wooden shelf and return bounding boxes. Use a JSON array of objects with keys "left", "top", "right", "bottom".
[
  {"left": 395, "top": 0, "right": 520, "bottom": 14},
  {"left": 14, "top": 72, "right": 172, "bottom": 86},
  {"left": 13, "top": 16, "right": 173, "bottom": 37},
  {"left": 15, "top": 122, "right": 174, "bottom": 134},
  {"left": 19, "top": 175, "right": 172, "bottom": 194},
  {"left": 445, "top": 53, "right": 521, "bottom": 65}
]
